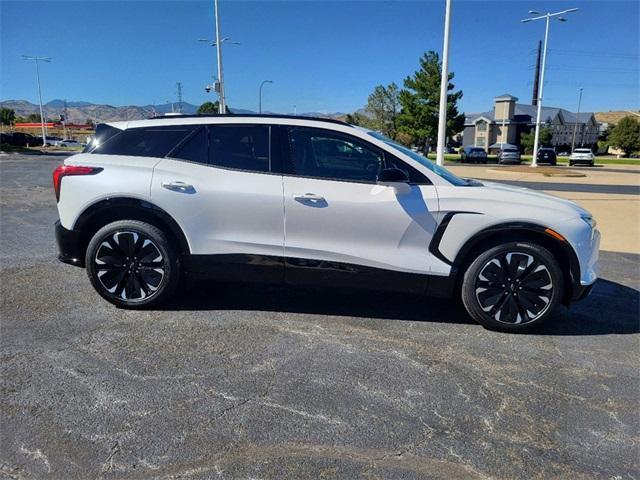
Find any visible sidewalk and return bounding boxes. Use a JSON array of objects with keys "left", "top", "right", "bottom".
[{"left": 448, "top": 164, "right": 640, "bottom": 255}]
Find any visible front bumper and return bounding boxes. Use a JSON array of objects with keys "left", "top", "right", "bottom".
[{"left": 55, "top": 220, "right": 84, "bottom": 267}]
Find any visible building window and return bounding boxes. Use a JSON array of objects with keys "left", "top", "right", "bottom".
[
  {"left": 476, "top": 138, "right": 486, "bottom": 147},
  {"left": 477, "top": 121, "right": 487, "bottom": 132}
]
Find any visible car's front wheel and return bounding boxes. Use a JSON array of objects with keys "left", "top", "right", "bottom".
[
  {"left": 461, "top": 242, "right": 563, "bottom": 332},
  {"left": 85, "top": 220, "right": 180, "bottom": 308}
]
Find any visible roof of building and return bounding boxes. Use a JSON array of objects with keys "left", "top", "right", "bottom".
[
  {"left": 465, "top": 103, "right": 596, "bottom": 126},
  {"left": 494, "top": 94, "right": 519, "bottom": 101}
]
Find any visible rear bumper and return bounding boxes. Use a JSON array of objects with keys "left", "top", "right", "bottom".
[{"left": 55, "top": 220, "right": 84, "bottom": 267}]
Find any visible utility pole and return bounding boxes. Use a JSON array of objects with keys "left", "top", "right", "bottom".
[
  {"left": 522, "top": 7, "right": 578, "bottom": 167},
  {"left": 62, "top": 99, "right": 69, "bottom": 140},
  {"left": 176, "top": 82, "right": 183, "bottom": 113},
  {"left": 435, "top": 0, "right": 452, "bottom": 167},
  {"left": 21, "top": 55, "right": 51, "bottom": 147},
  {"left": 532, "top": 40, "right": 542, "bottom": 106},
  {"left": 571, "top": 87, "right": 583, "bottom": 152}
]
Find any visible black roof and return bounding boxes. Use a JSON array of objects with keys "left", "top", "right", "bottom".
[{"left": 146, "top": 113, "right": 351, "bottom": 126}]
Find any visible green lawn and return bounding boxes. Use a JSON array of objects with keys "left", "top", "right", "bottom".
[{"left": 425, "top": 153, "right": 639, "bottom": 166}]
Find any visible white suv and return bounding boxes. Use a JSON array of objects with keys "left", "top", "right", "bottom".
[
  {"left": 54, "top": 115, "right": 599, "bottom": 332},
  {"left": 570, "top": 148, "right": 595, "bottom": 167}
]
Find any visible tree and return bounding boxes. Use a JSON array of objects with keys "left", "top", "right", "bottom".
[
  {"left": 26, "top": 113, "right": 42, "bottom": 123},
  {"left": 85, "top": 118, "right": 96, "bottom": 128},
  {"left": 0, "top": 108, "right": 15, "bottom": 126},
  {"left": 608, "top": 116, "right": 640, "bottom": 157},
  {"left": 344, "top": 111, "right": 374, "bottom": 128},
  {"left": 197, "top": 101, "right": 231, "bottom": 115},
  {"left": 520, "top": 127, "right": 552, "bottom": 154},
  {"left": 365, "top": 82, "right": 400, "bottom": 139},
  {"left": 397, "top": 51, "right": 464, "bottom": 151}
]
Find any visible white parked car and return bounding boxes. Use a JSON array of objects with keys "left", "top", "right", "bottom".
[
  {"left": 569, "top": 148, "right": 595, "bottom": 166},
  {"left": 55, "top": 139, "right": 81, "bottom": 148},
  {"left": 53, "top": 115, "right": 600, "bottom": 332}
]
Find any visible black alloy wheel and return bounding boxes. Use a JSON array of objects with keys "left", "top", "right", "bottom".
[
  {"left": 461, "top": 242, "right": 563, "bottom": 331},
  {"left": 86, "top": 220, "right": 179, "bottom": 308}
]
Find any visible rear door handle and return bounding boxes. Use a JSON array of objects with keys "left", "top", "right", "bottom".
[
  {"left": 162, "top": 181, "right": 195, "bottom": 193},
  {"left": 293, "top": 193, "right": 324, "bottom": 201}
]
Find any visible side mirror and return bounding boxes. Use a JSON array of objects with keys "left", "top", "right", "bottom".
[{"left": 378, "top": 168, "right": 409, "bottom": 184}]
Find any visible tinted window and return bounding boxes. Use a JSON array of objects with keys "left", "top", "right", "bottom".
[
  {"left": 289, "top": 127, "right": 383, "bottom": 182},
  {"left": 209, "top": 125, "right": 270, "bottom": 173},
  {"left": 384, "top": 153, "right": 430, "bottom": 184},
  {"left": 170, "top": 127, "right": 208, "bottom": 164},
  {"left": 84, "top": 124, "right": 122, "bottom": 152},
  {"left": 92, "top": 126, "right": 196, "bottom": 158}
]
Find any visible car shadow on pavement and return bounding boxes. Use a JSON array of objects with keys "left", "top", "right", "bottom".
[
  {"left": 165, "top": 280, "right": 474, "bottom": 325},
  {"left": 162, "top": 278, "right": 639, "bottom": 335}
]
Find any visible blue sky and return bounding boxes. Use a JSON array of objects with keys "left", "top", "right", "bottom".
[{"left": 1, "top": 0, "right": 638, "bottom": 114}]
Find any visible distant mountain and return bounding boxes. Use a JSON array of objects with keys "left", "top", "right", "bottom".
[
  {"left": 0, "top": 99, "right": 348, "bottom": 123},
  {"left": 45, "top": 99, "right": 94, "bottom": 108}
]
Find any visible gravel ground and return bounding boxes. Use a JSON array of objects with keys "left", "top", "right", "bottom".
[{"left": 1, "top": 154, "right": 639, "bottom": 479}]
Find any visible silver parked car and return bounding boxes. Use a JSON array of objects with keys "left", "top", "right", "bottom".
[{"left": 497, "top": 147, "right": 521, "bottom": 164}]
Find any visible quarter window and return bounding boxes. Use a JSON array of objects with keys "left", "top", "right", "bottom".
[
  {"left": 209, "top": 125, "right": 270, "bottom": 173},
  {"left": 288, "top": 127, "right": 383, "bottom": 182},
  {"left": 91, "top": 126, "right": 197, "bottom": 158}
]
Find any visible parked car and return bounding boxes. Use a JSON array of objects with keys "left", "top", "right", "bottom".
[
  {"left": 54, "top": 139, "right": 81, "bottom": 148},
  {"left": 460, "top": 146, "right": 487, "bottom": 163},
  {"left": 497, "top": 147, "right": 521, "bottom": 164},
  {"left": 53, "top": 115, "right": 599, "bottom": 332},
  {"left": 536, "top": 148, "right": 557, "bottom": 166},
  {"left": 3, "top": 132, "right": 39, "bottom": 147},
  {"left": 569, "top": 148, "right": 595, "bottom": 167}
]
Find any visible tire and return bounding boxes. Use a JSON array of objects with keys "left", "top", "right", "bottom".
[
  {"left": 85, "top": 220, "right": 180, "bottom": 308},
  {"left": 569, "top": 161, "right": 574, "bottom": 166},
  {"left": 461, "top": 242, "right": 564, "bottom": 332}
]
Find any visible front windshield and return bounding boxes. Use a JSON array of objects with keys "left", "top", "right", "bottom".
[{"left": 366, "top": 130, "right": 470, "bottom": 186}]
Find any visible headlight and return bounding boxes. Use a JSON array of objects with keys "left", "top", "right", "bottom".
[{"left": 581, "top": 214, "right": 597, "bottom": 229}]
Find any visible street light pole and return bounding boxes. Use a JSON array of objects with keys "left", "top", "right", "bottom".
[
  {"left": 22, "top": 55, "right": 51, "bottom": 147},
  {"left": 571, "top": 87, "right": 583, "bottom": 152},
  {"left": 213, "top": 0, "right": 226, "bottom": 114},
  {"left": 522, "top": 7, "right": 578, "bottom": 167},
  {"left": 258, "top": 80, "right": 273, "bottom": 114},
  {"left": 435, "top": 0, "right": 452, "bottom": 167}
]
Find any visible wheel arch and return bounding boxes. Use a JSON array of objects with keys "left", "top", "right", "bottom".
[
  {"left": 73, "top": 197, "right": 191, "bottom": 266},
  {"left": 451, "top": 222, "right": 581, "bottom": 305}
]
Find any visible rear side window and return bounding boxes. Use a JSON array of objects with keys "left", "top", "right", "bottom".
[
  {"left": 84, "top": 124, "right": 122, "bottom": 152},
  {"left": 209, "top": 125, "right": 270, "bottom": 173},
  {"left": 169, "top": 127, "right": 208, "bottom": 164},
  {"left": 91, "top": 126, "right": 197, "bottom": 158}
]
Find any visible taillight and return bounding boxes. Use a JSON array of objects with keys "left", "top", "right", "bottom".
[{"left": 53, "top": 165, "right": 103, "bottom": 202}]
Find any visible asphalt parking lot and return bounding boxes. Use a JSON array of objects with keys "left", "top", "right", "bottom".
[{"left": 1, "top": 154, "right": 639, "bottom": 479}]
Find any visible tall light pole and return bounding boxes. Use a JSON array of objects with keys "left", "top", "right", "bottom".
[
  {"left": 21, "top": 55, "right": 51, "bottom": 147},
  {"left": 522, "top": 7, "right": 578, "bottom": 167},
  {"left": 435, "top": 0, "right": 452, "bottom": 167},
  {"left": 258, "top": 80, "right": 273, "bottom": 114},
  {"left": 199, "top": 33, "right": 239, "bottom": 114},
  {"left": 571, "top": 87, "right": 583, "bottom": 152}
]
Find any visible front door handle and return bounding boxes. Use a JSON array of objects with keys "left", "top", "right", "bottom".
[
  {"left": 162, "top": 181, "right": 195, "bottom": 194},
  {"left": 293, "top": 193, "right": 324, "bottom": 201}
]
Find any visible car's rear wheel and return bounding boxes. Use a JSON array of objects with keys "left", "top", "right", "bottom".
[
  {"left": 461, "top": 242, "right": 563, "bottom": 332},
  {"left": 85, "top": 220, "right": 180, "bottom": 308}
]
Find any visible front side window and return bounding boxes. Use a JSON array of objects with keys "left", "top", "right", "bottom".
[
  {"left": 91, "top": 126, "right": 197, "bottom": 158},
  {"left": 289, "top": 127, "right": 383, "bottom": 183},
  {"left": 209, "top": 125, "right": 270, "bottom": 173}
]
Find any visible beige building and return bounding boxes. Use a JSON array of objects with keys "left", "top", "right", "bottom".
[{"left": 463, "top": 94, "right": 600, "bottom": 152}]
